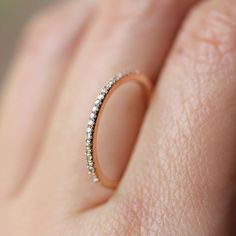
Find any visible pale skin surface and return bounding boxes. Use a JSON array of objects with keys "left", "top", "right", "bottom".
[{"left": 0, "top": 0, "right": 236, "bottom": 235}]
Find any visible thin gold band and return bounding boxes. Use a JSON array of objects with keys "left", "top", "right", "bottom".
[{"left": 85, "top": 72, "right": 152, "bottom": 188}]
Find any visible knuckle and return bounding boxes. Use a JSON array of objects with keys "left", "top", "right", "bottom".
[
  {"left": 20, "top": 10, "right": 60, "bottom": 54},
  {"left": 172, "top": 1, "right": 236, "bottom": 109},
  {"left": 103, "top": 0, "right": 189, "bottom": 25},
  {"left": 184, "top": 1, "right": 236, "bottom": 58}
]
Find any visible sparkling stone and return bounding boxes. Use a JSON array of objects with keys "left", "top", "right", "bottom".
[
  {"left": 98, "top": 94, "right": 104, "bottom": 100},
  {"left": 106, "top": 83, "right": 112, "bottom": 88},
  {"left": 87, "top": 160, "right": 94, "bottom": 166},
  {"left": 88, "top": 168, "right": 95, "bottom": 175},
  {"left": 86, "top": 146, "right": 92, "bottom": 151},
  {"left": 86, "top": 142, "right": 92, "bottom": 147},
  {"left": 86, "top": 153, "right": 92, "bottom": 158},
  {"left": 92, "top": 106, "right": 98, "bottom": 112},
  {"left": 87, "top": 127, "right": 92, "bottom": 133},
  {"left": 87, "top": 165, "right": 94, "bottom": 170},
  {"left": 86, "top": 138, "right": 91, "bottom": 144},
  {"left": 104, "top": 85, "right": 110, "bottom": 90},
  {"left": 90, "top": 113, "right": 96, "bottom": 119},
  {"left": 95, "top": 100, "right": 101, "bottom": 106},
  {"left": 87, "top": 133, "right": 92, "bottom": 140},
  {"left": 93, "top": 177, "right": 99, "bottom": 182},
  {"left": 101, "top": 89, "right": 108, "bottom": 94},
  {"left": 86, "top": 149, "right": 92, "bottom": 155},
  {"left": 88, "top": 120, "right": 94, "bottom": 126}
]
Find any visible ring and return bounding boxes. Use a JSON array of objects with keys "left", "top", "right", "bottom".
[{"left": 85, "top": 72, "right": 152, "bottom": 188}]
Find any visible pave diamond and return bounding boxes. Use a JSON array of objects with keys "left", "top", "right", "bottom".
[
  {"left": 88, "top": 120, "right": 94, "bottom": 126},
  {"left": 87, "top": 127, "right": 92, "bottom": 133},
  {"left": 87, "top": 133, "right": 92, "bottom": 140},
  {"left": 98, "top": 94, "right": 104, "bottom": 100},
  {"left": 95, "top": 100, "right": 100, "bottom": 106},
  {"left": 90, "top": 113, "right": 96, "bottom": 119},
  {"left": 85, "top": 72, "right": 137, "bottom": 184},
  {"left": 101, "top": 89, "right": 108, "bottom": 94},
  {"left": 92, "top": 106, "right": 98, "bottom": 112}
]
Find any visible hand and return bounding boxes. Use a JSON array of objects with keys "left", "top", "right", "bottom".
[{"left": 1, "top": 0, "right": 236, "bottom": 235}]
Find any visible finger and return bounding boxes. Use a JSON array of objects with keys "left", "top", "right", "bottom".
[
  {"left": 0, "top": 0, "right": 96, "bottom": 199},
  {"left": 24, "top": 0, "right": 199, "bottom": 213},
  {"left": 112, "top": 1, "right": 236, "bottom": 235}
]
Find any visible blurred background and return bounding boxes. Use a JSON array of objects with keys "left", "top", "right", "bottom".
[{"left": 0, "top": 0, "right": 56, "bottom": 78}]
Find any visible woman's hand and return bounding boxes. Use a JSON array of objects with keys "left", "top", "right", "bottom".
[{"left": 1, "top": 0, "right": 236, "bottom": 235}]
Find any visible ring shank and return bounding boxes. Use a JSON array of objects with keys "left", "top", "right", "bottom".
[{"left": 92, "top": 73, "right": 152, "bottom": 189}]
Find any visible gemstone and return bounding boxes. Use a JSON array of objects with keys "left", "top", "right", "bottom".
[
  {"left": 88, "top": 159, "right": 94, "bottom": 167},
  {"left": 95, "top": 100, "right": 100, "bottom": 106},
  {"left": 90, "top": 113, "right": 96, "bottom": 119},
  {"left": 87, "top": 165, "right": 94, "bottom": 171},
  {"left": 98, "top": 94, "right": 104, "bottom": 100},
  {"left": 86, "top": 149, "right": 92, "bottom": 155},
  {"left": 101, "top": 89, "right": 108, "bottom": 94},
  {"left": 86, "top": 142, "right": 91, "bottom": 147},
  {"left": 104, "top": 85, "right": 110, "bottom": 90},
  {"left": 92, "top": 106, "right": 98, "bottom": 112},
  {"left": 87, "top": 133, "right": 92, "bottom": 140},
  {"left": 87, "top": 127, "right": 92, "bottom": 133},
  {"left": 93, "top": 177, "right": 99, "bottom": 182},
  {"left": 88, "top": 120, "right": 94, "bottom": 126},
  {"left": 86, "top": 138, "right": 91, "bottom": 144}
]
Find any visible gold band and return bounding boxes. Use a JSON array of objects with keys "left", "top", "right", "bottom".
[{"left": 85, "top": 72, "right": 152, "bottom": 188}]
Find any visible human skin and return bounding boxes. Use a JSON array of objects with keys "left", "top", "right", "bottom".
[{"left": 0, "top": 0, "right": 236, "bottom": 235}]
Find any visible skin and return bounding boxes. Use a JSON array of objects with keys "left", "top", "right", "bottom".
[{"left": 0, "top": 0, "right": 236, "bottom": 235}]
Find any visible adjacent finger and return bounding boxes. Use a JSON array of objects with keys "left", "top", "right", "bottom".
[
  {"left": 0, "top": 0, "right": 96, "bottom": 199},
  {"left": 24, "top": 0, "right": 199, "bottom": 213},
  {"left": 113, "top": 1, "right": 236, "bottom": 235}
]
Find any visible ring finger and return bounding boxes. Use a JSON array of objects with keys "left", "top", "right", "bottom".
[{"left": 22, "top": 0, "right": 199, "bottom": 213}]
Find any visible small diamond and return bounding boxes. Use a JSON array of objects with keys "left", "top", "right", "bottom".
[
  {"left": 86, "top": 149, "right": 92, "bottom": 155},
  {"left": 101, "top": 89, "right": 108, "bottom": 94},
  {"left": 87, "top": 155, "right": 93, "bottom": 161},
  {"left": 87, "top": 133, "right": 92, "bottom": 140},
  {"left": 86, "top": 142, "right": 91, "bottom": 147},
  {"left": 86, "top": 138, "right": 91, "bottom": 144},
  {"left": 88, "top": 167, "right": 95, "bottom": 175},
  {"left": 106, "top": 83, "right": 112, "bottom": 88},
  {"left": 104, "top": 85, "right": 110, "bottom": 90},
  {"left": 98, "top": 94, "right": 104, "bottom": 100},
  {"left": 87, "top": 160, "right": 94, "bottom": 166},
  {"left": 92, "top": 106, "right": 98, "bottom": 112},
  {"left": 93, "top": 177, "right": 99, "bottom": 183},
  {"left": 88, "top": 120, "right": 94, "bottom": 126},
  {"left": 116, "top": 73, "right": 122, "bottom": 79},
  {"left": 90, "top": 113, "right": 96, "bottom": 119},
  {"left": 87, "top": 127, "right": 92, "bottom": 133},
  {"left": 95, "top": 100, "right": 100, "bottom": 106},
  {"left": 87, "top": 165, "right": 94, "bottom": 170},
  {"left": 86, "top": 147, "right": 92, "bottom": 155}
]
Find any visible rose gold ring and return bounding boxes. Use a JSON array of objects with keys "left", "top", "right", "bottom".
[{"left": 85, "top": 72, "right": 152, "bottom": 189}]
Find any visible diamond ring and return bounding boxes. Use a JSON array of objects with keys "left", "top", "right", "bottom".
[{"left": 85, "top": 72, "right": 152, "bottom": 188}]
